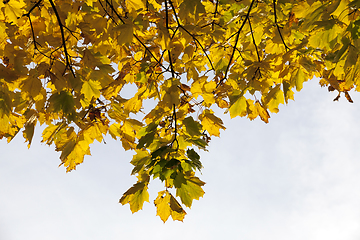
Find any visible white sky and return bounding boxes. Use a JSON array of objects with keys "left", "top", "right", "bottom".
[{"left": 1, "top": 79, "right": 360, "bottom": 240}]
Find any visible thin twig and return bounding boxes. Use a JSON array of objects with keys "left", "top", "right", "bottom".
[
  {"left": 98, "top": 0, "right": 117, "bottom": 23},
  {"left": 220, "top": 0, "right": 256, "bottom": 87},
  {"left": 49, "top": 0, "right": 76, "bottom": 77},
  {"left": 168, "top": 50, "right": 176, "bottom": 78},
  {"left": 273, "top": 0, "right": 289, "bottom": 51},
  {"left": 165, "top": 0, "right": 170, "bottom": 30},
  {"left": 103, "top": 0, "right": 166, "bottom": 70},
  {"left": 23, "top": 0, "right": 48, "bottom": 58},
  {"left": 168, "top": 0, "right": 215, "bottom": 71},
  {"left": 212, "top": 0, "right": 219, "bottom": 30},
  {"left": 170, "top": 104, "right": 179, "bottom": 150},
  {"left": 23, "top": 0, "right": 43, "bottom": 16},
  {"left": 247, "top": 17, "right": 261, "bottom": 62}
]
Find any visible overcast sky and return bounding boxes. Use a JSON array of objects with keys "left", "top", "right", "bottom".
[{"left": 1, "top": 79, "right": 360, "bottom": 240}]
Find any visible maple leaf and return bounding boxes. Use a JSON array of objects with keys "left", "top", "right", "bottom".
[
  {"left": 81, "top": 80, "right": 101, "bottom": 101},
  {"left": 119, "top": 182, "right": 150, "bottom": 213},
  {"left": 176, "top": 174, "right": 205, "bottom": 208},
  {"left": 114, "top": 23, "right": 134, "bottom": 45},
  {"left": 183, "top": 116, "right": 202, "bottom": 136},
  {"left": 4, "top": 0, "right": 25, "bottom": 24},
  {"left": 199, "top": 109, "right": 226, "bottom": 137},
  {"left": 154, "top": 190, "right": 186, "bottom": 222},
  {"left": 229, "top": 93, "right": 247, "bottom": 118}
]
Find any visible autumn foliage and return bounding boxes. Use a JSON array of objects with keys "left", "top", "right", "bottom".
[{"left": 0, "top": 0, "right": 359, "bottom": 221}]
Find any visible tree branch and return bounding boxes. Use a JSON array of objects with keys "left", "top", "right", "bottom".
[
  {"left": 168, "top": 50, "right": 176, "bottom": 79},
  {"left": 248, "top": 17, "right": 261, "bottom": 62},
  {"left": 212, "top": 0, "right": 219, "bottom": 30},
  {"left": 220, "top": 0, "right": 256, "bottom": 87},
  {"left": 48, "top": 0, "right": 76, "bottom": 77},
  {"left": 168, "top": 0, "right": 215, "bottom": 71},
  {"left": 273, "top": 0, "right": 290, "bottom": 51},
  {"left": 23, "top": 0, "right": 48, "bottom": 58},
  {"left": 165, "top": 0, "right": 170, "bottom": 30},
  {"left": 170, "top": 104, "right": 179, "bottom": 150},
  {"left": 103, "top": 0, "right": 166, "bottom": 71}
]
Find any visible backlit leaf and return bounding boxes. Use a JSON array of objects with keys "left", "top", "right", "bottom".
[
  {"left": 255, "top": 101, "right": 270, "bottom": 123},
  {"left": 176, "top": 175, "right": 205, "bottom": 208},
  {"left": 154, "top": 190, "right": 186, "bottom": 222},
  {"left": 154, "top": 190, "right": 171, "bottom": 222},
  {"left": 127, "top": 0, "right": 146, "bottom": 12},
  {"left": 229, "top": 95, "right": 247, "bottom": 118},
  {"left": 183, "top": 116, "right": 202, "bottom": 136},
  {"left": 200, "top": 110, "right": 226, "bottom": 137},
  {"left": 291, "top": 67, "right": 307, "bottom": 92},
  {"left": 115, "top": 23, "right": 134, "bottom": 45},
  {"left": 81, "top": 80, "right": 101, "bottom": 101},
  {"left": 119, "top": 182, "right": 150, "bottom": 213}
]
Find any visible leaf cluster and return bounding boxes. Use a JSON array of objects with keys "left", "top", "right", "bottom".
[{"left": 1, "top": 0, "right": 359, "bottom": 221}]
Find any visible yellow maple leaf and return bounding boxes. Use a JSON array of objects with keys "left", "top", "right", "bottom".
[
  {"left": 119, "top": 182, "right": 150, "bottom": 213},
  {"left": 127, "top": 0, "right": 146, "bottom": 12},
  {"left": 229, "top": 95, "right": 247, "bottom": 118},
  {"left": 154, "top": 190, "right": 171, "bottom": 223},
  {"left": 81, "top": 80, "right": 101, "bottom": 101},
  {"left": 115, "top": 23, "right": 134, "bottom": 45},
  {"left": 154, "top": 190, "right": 186, "bottom": 222},
  {"left": 200, "top": 109, "right": 226, "bottom": 137},
  {"left": 255, "top": 101, "right": 270, "bottom": 123},
  {"left": 21, "top": 75, "right": 42, "bottom": 98},
  {"left": 4, "top": 0, "right": 25, "bottom": 24}
]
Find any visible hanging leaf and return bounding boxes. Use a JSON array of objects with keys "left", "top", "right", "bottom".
[{"left": 119, "top": 181, "right": 150, "bottom": 213}]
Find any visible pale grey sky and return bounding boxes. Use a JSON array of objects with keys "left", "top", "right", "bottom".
[{"left": 1, "top": 79, "right": 360, "bottom": 239}]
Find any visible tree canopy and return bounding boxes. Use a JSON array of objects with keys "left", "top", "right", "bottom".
[{"left": 0, "top": 0, "right": 359, "bottom": 222}]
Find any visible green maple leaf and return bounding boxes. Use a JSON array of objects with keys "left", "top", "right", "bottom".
[
  {"left": 48, "top": 91, "right": 76, "bottom": 120},
  {"left": 176, "top": 175, "right": 205, "bottom": 208},
  {"left": 186, "top": 148, "right": 202, "bottom": 171},
  {"left": 183, "top": 116, "right": 202, "bottom": 136}
]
